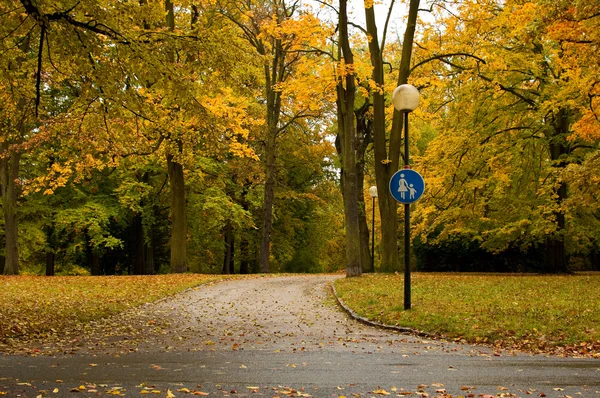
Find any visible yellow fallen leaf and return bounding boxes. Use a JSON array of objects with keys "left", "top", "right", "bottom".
[
  {"left": 192, "top": 392, "right": 209, "bottom": 396},
  {"left": 372, "top": 389, "right": 390, "bottom": 395},
  {"left": 240, "top": 365, "right": 247, "bottom": 368},
  {"left": 166, "top": 389, "right": 176, "bottom": 398},
  {"left": 141, "top": 391, "right": 150, "bottom": 395},
  {"left": 177, "top": 388, "right": 191, "bottom": 393},
  {"left": 53, "top": 388, "right": 59, "bottom": 394}
]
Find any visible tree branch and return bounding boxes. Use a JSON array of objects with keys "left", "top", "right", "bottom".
[{"left": 411, "top": 52, "right": 486, "bottom": 73}]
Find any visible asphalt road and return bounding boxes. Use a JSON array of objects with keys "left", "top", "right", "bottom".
[{"left": 1, "top": 275, "right": 599, "bottom": 397}]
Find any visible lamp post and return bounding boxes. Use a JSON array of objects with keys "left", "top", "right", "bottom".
[
  {"left": 392, "top": 84, "right": 420, "bottom": 310},
  {"left": 368, "top": 185, "right": 378, "bottom": 273}
]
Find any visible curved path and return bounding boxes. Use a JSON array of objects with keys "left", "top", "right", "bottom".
[{"left": 1, "top": 275, "right": 598, "bottom": 397}]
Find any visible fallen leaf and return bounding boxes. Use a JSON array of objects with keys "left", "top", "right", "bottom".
[{"left": 372, "top": 389, "right": 391, "bottom": 395}]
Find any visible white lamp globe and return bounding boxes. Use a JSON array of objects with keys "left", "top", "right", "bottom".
[
  {"left": 368, "top": 185, "right": 378, "bottom": 198},
  {"left": 392, "top": 84, "right": 420, "bottom": 112}
]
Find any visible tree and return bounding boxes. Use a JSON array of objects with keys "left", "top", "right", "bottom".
[
  {"left": 336, "top": 0, "right": 362, "bottom": 277},
  {"left": 415, "top": 0, "right": 600, "bottom": 272},
  {"left": 363, "top": 0, "right": 421, "bottom": 272},
  {"left": 218, "top": 0, "right": 332, "bottom": 273}
]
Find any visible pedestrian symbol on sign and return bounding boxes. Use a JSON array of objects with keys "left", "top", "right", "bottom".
[{"left": 389, "top": 169, "right": 425, "bottom": 204}]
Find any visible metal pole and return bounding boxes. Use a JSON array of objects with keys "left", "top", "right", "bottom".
[
  {"left": 404, "top": 111, "right": 411, "bottom": 310},
  {"left": 371, "top": 197, "right": 375, "bottom": 272}
]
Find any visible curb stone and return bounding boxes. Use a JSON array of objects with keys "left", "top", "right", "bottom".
[{"left": 330, "top": 281, "right": 434, "bottom": 339}]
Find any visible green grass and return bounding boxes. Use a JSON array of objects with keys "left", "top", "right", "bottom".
[
  {"left": 0, "top": 274, "right": 229, "bottom": 344},
  {"left": 335, "top": 273, "right": 600, "bottom": 356}
]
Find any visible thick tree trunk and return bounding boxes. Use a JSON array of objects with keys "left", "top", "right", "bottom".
[
  {"left": 1, "top": 145, "right": 21, "bottom": 275},
  {"left": 163, "top": 1, "right": 186, "bottom": 273},
  {"left": 366, "top": 0, "right": 420, "bottom": 272},
  {"left": 543, "top": 169, "right": 568, "bottom": 273},
  {"left": 133, "top": 212, "right": 155, "bottom": 275},
  {"left": 259, "top": 131, "right": 276, "bottom": 273},
  {"left": 46, "top": 252, "right": 55, "bottom": 276},
  {"left": 543, "top": 109, "right": 569, "bottom": 273},
  {"left": 339, "top": 0, "right": 362, "bottom": 277},
  {"left": 355, "top": 104, "right": 373, "bottom": 272},
  {"left": 167, "top": 153, "right": 187, "bottom": 273}
]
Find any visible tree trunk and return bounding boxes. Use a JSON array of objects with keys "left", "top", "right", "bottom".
[
  {"left": 85, "top": 232, "right": 102, "bottom": 275},
  {"left": 338, "top": 0, "right": 362, "bottom": 277},
  {"left": 356, "top": 103, "right": 373, "bottom": 272},
  {"left": 1, "top": 144, "right": 21, "bottom": 275},
  {"left": 133, "top": 213, "right": 145, "bottom": 275},
  {"left": 167, "top": 153, "right": 187, "bottom": 273},
  {"left": 366, "top": 0, "right": 420, "bottom": 272},
  {"left": 222, "top": 221, "right": 234, "bottom": 274},
  {"left": 240, "top": 236, "right": 250, "bottom": 274},
  {"left": 45, "top": 252, "right": 55, "bottom": 276},
  {"left": 357, "top": 163, "right": 372, "bottom": 273},
  {"left": 144, "top": 238, "right": 155, "bottom": 275},
  {"left": 45, "top": 225, "right": 55, "bottom": 276},
  {"left": 163, "top": 0, "right": 186, "bottom": 273},
  {"left": 591, "top": 249, "right": 600, "bottom": 271},
  {"left": 543, "top": 109, "right": 569, "bottom": 273},
  {"left": 259, "top": 131, "right": 276, "bottom": 273}
]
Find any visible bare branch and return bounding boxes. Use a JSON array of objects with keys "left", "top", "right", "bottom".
[{"left": 411, "top": 52, "right": 486, "bottom": 73}]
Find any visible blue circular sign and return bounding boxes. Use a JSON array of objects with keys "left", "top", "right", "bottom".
[{"left": 389, "top": 169, "right": 425, "bottom": 204}]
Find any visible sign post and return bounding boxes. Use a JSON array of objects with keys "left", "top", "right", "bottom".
[{"left": 391, "top": 84, "right": 422, "bottom": 310}]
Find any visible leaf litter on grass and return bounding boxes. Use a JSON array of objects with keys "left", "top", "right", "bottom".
[{"left": 335, "top": 273, "right": 600, "bottom": 357}]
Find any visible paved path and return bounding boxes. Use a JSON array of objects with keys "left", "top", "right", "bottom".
[{"left": 1, "top": 275, "right": 599, "bottom": 397}]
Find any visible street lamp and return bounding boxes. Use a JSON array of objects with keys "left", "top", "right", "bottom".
[
  {"left": 392, "top": 84, "right": 420, "bottom": 310},
  {"left": 368, "top": 185, "right": 378, "bottom": 273}
]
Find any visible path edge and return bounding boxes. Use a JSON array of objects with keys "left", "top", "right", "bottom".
[{"left": 330, "top": 280, "right": 433, "bottom": 339}]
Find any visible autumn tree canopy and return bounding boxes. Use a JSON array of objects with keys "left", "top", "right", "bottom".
[{"left": 1, "top": 0, "right": 598, "bottom": 276}]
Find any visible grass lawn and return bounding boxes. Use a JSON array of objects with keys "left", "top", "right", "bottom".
[
  {"left": 0, "top": 274, "right": 229, "bottom": 347},
  {"left": 334, "top": 273, "right": 600, "bottom": 356}
]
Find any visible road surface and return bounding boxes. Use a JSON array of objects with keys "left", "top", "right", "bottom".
[{"left": 1, "top": 275, "right": 598, "bottom": 397}]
